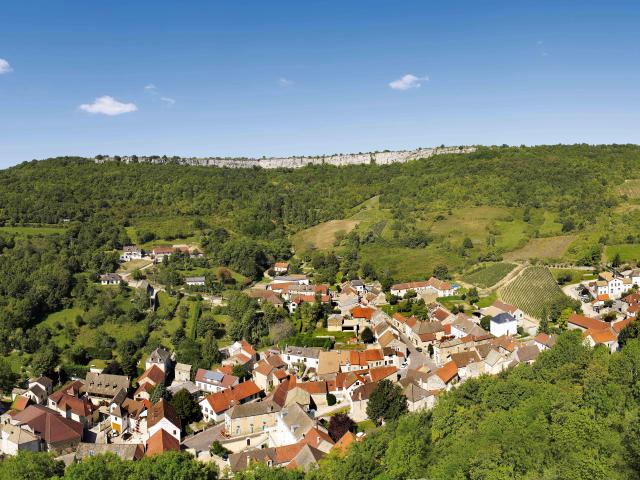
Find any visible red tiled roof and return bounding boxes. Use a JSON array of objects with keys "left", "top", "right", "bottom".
[
  {"left": 146, "top": 428, "right": 180, "bottom": 456},
  {"left": 203, "top": 381, "right": 262, "bottom": 414},
  {"left": 585, "top": 328, "right": 617, "bottom": 344},
  {"left": 240, "top": 340, "right": 257, "bottom": 357},
  {"left": 369, "top": 366, "right": 397, "bottom": 383},
  {"left": 613, "top": 318, "right": 633, "bottom": 334},
  {"left": 568, "top": 313, "right": 609, "bottom": 331},
  {"left": 350, "top": 306, "right": 376, "bottom": 320},
  {"left": 138, "top": 365, "right": 165, "bottom": 386},
  {"left": 13, "top": 395, "right": 29, "bottom": 411},
  {"left": 12, "top": 405, "right": 83, "bottom": 445},
  {"left": 333, "top": 431, "right": 356, "bottom": 454},
  {"left": 436, "top": 361, "right": 458, "bottom": 383},
  {"left": 432, "top": 308, "right": 451, "bottom": 322}
]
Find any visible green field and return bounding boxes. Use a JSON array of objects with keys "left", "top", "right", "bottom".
[
  {"left": 499, "top": 266, "right": 568, "bottom": 319},
  {"left": 460, "top": 262, "right": 516, "bottom": 288},
  {"left": 504, "top": 235, "right": 576, "bottom": 262},
  {"left": 550, "top": 268, "right": 596, "bottom": 284},
  {"left": 605, "top": 244, "right": 640, "bottom": 263}
]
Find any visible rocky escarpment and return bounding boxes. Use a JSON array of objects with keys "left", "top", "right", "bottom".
[{"left": 95, "top": 146, "right": 476, "bottom": 169}]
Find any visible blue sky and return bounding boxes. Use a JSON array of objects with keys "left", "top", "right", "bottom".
[{"left": 1, "top": 1, "right": 640, "bottom": 167}]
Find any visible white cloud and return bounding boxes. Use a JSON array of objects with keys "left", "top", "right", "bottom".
[
  {"left": 389, "top": 74, "right": 428, "bottom": 91},
  {"left": 79, "top": 96, "right": 138, "bottom": 116},
  {"left": 0, "top": 58, "right": 13, "bottom": 74},
  {"left": 278, "top": 77, "right": 294, "bottom": 87},
  {"left": 160, "top": 96, "right": 176, "bottom": 107},
  {"left": 144, "top": 84, "right": 157, "bottom": 92}
]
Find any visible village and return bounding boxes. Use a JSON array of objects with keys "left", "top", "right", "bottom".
[{"left": 1, "top": 243, "right": 639, "bottom": 476}]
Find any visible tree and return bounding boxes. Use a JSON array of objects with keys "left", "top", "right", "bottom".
[
  {"left": 462, "top": 237, "right": 474, "bottom": 249},
  {"left": 480, "top": 315, "right": 492, "bottom": 331},
  {"left": 433, "top": 264, "right": 450, "bottom": 280},
  {"left": 612, "top": 252, "right": 622, "bottom": 268},
  {"left": 31, "top": 347, "right": 59, "bottom": 377},
  {"left": 0, "top": 451, "right": 64, "bottom": 480},
  {"left": 0, "top": 357, "right": 18, "bottom": 394},
  {"left": 201, "top": 331, "right": 223, "bottom": 368},
  {"left": 328, "top": 413, "right": 356, "bottom": 441},
  {"left": 366, "top": 379, "right": 408, "bottom": 426},
  {"left": 103, "top": 360, "right": 124, "bottom": 375},
  {"left": 232, "top": 364, "right": 248, "bottom": 379},
  {"left": 171, "top": 388, "right": 201, "bottom": 425},
  {"left": 64, "top": 452, "right": 132, "bottom": 479},
  {"left": 361, "top": 326, "right": 374, "bottom": 344},
  {"left": 467, "top": 287, "right": 479, "bottom": 305},
  {"left": 150, "top": 383, "right": 170, "bottom": 404},
  {"left": 618, "top": 321, "right": 640, "bottom": 348}
]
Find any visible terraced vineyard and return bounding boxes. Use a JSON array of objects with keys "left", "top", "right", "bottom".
[
  {"left": 499, "top": 266, "right": 567, "bottom": 319},
  {"left": 461, "top": 262, "right": 516, "bottom": 288}
]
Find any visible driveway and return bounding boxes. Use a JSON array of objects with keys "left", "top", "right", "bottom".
[{"left": 562, "top": 283, "right": 596, "bottom": 316}]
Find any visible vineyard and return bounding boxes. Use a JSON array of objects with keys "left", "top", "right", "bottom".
[
  {"left": 461, "top": 262, "right": 516, "bottom": 288},
  {"left": 499, "top": 266, "right": 567, "bottom": 319}
]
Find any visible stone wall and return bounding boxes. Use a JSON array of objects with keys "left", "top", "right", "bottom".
[{"left": 95, "top": 146, "right": 476, "bottom": 169}]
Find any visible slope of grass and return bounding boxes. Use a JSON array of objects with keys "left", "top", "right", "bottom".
[
  {"left": 504, "top": 235, "right": 576, "bottom": 262},
  {"left": 461, "top": 263, "right": 516, "bottom": 288},
  {"left": 605, "top": 244, "right": 640, "bottom": 263}
]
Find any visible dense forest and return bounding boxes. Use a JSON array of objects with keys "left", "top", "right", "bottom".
[{"left": 4, "top": 331, "right": 640, "bottom": 479}]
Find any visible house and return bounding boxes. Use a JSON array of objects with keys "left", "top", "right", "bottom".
[
  {"left": 390, "top": 277, "right": 458, "bottom": 298},
  {"left": 174, "top": 363, "right": 192, "bottom": 383},
  {"left": 349, "top": 382, "right": 378, "bottom": 422},
  {"left": 247, "top": 289, "right": 285, "bottom": 308},
  {"left": 484, "top": 300, "right": 525, "bottom": 324},
  {"left": 194, "top": 368, "right": 239, "bottom": 394},
  {"left": 435, "top": 361, "right": 459, "bottom": 389},
  {"left": 0, "top": 423, "right": 40, "bottom": 456},
  {"left": 534, "top": 333, "right": 557, "bottom": 351},
  {"left": 152, "top": 246, "right": 174, "bottom": 262},
  {"left": 281, "top": 346, "right": 321, "bottom": 371},
  {"left": 409, "top": 320, "right": 445, "bottom": 350},
  {"left": 82, "top": 373, "right": 130, "bottom": 404},
  {"left": 199, "top": 381, "right": 263, "bottom": 422},
  {"left": 490, "top": 313, "right": 518, "bottom": 337},
  {"left": 109, "top": 390, "right": 146, "bottom": 435},
  {"left": 368, "top": 365, "right": 398, "bottom": 383},
  {"left": 10, "top": 405, "right": 84, "bottom": 453},
  {"left": 146, "top": 428, "right": 180, "bottom": 456},
  {"left": 567, "top": 313, "right": 610, "bottom": 333},
  {"left": 48, "top": 385, "right": 95, "bottom": 428},
  {"left": 482, "top": 349, "right": 511, "bottom": 375},
  {"left": 583, "top": 328, "right": 619, "bottom": 353},
  {"left": 23, "top": 376, "right": 52, "bottom": 405},
  {"left": 99, "top": 273, "right": 122, "bottom": 285},
  {"left": 224, "top": 400, "right": 281, "bottom": 437},
  {"left": 121, "top": 246, "right": 142, "bottom": 262},
  {"left": 135, "top": 365, "right": 165, "bottom": 401},
  {"left": 223, "top": 340, "right": 258, "bottom": 367},
  {"left": 588, "top": 271, "right": 632, "bottom": 299},
  {"left": 147, "top": 399, "right": 181, "bottom": 442},
  {"left": 271, "top": 274, "right": 309, "bottom": 285},
  {"left": 450, "top": 351, "right": 482, "bottom": 379},
  {"left": 185, "top": 276, "right": 206, "bottom": 286},
  {"left": 337, "top": 292, "right": 360, "bottom": 314},
  {"left": 288, "top": 293, "right": 331, "bottom": 314},
  {"left": 274, "top": 262, "right": 289, "bottom": 274},
  {"left": 75, "top": 442, "right": 144, "bottom": 461},
  {"left": 253, "top": 359, "right": 289, "bottom": 392},
  {"left": 271, "top": 403, "right": 315, "bottom": 446},
  {"left": 145, "top": 347, "right": 172, "bottom": 372},
  {"left": 515, "top": 345, "right": 540, "bottom": 364},
  {"left": 399, "top": 378, "right": 437, "bottom": 412}
]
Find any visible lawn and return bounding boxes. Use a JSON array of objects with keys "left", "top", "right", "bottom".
[
  {"left": 618, "top": 179, "right": 640, "bottom": 199},
  {"left": 117, "top": 258, "right": 152, "bottom": 274},
  {"left": 605, "top": 244, "right": 640, "bottom": 263},
  {"left": 358, "top": 243, "right": 462, "bottom": 281},
  {"left": 292, "top": 219, "right": 361, "bottom": 252},
  {"left": 550, "top": 268, "right": 596, "bottom": 284},
  {"left": 429, "top": 206, "right": 514, "bottom": 244},
  {"left": 460, "top": 263, "right": 516, "bottom": 289},
  {"left": 504, "top": 235, "right": 576, "bottom": 262}
]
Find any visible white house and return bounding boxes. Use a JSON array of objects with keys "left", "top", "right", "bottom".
[
  {"left": 390, "top": 277, "right": 458, "bottom": 298},
  {"left": 281, "top": 346, "right": 321, "bottom": 371},
  {"left": 99, "top": 273, "right": 122, "bottom": 285},
  {"left": 147, "top": 399, "right": 181, "bottom": 443},
  {"left": 490, "top": 313, "right": 517, "bottom": 337},
  {"left": 185, "top": 276, "right": 206, "bottom": 286},
  {"left": 120, "top": 246, "right": 142, "bottom": 262}
]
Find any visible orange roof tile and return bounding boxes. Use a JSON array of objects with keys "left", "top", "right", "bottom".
[
  {"left": 146, "top": 429, "right": 180, "bottom": 456},
  {"left": 436, "top": 361, "right": 458, "bottom": 383}
]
